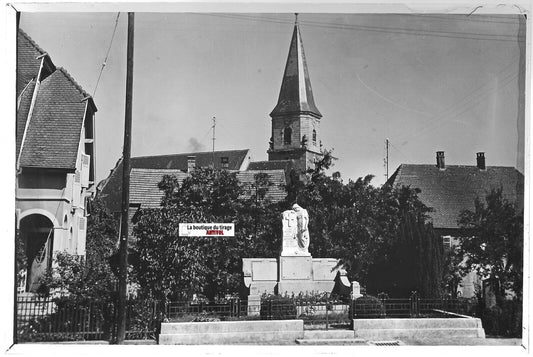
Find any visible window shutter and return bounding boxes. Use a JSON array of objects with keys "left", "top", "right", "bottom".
[
  {"left": 81, "top": 154, "right": 90, "bottom": 188},
  {"left": 72, "top": 173, "right": 81, "bottom": 207},
  {"left": 77, "top": 216, "right": 87, "bottom": 255}
]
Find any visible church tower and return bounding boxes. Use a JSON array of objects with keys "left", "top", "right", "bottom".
[{"left": 268, "top": 14, "right": 324, "bottom": 173}]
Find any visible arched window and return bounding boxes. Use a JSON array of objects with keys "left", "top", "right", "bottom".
[
  {"left": 284, "top": 126, "right": 292, "bottom": 145},
  {"left": 312, "top": 129, "right": 317, "bottom": 144}
]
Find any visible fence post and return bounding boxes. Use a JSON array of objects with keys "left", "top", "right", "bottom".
[
  {"left": 378, "top": 292, "right": 387, "bottom": 318},
  {"left": 410, "top": 291, "right": 419, "bottom": 318},
  {"left": 268, "top": 299, "right": 273, "bottom": 320},
  {"left": 237, "top": 298, "right": 241, "bottom": 318},
  {"left": 325, "top": 299, "right": 329, "bottom": 331}
]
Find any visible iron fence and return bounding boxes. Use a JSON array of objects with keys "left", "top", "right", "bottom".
[
  {"left": 16, "top": 296, "right": 160, "bottom": 342},
  {"left": 351, "top": 292, "right": 475, "bottom": 319},
  {"left": 16, "top": 293, "right": 477, "bottom": 342}
]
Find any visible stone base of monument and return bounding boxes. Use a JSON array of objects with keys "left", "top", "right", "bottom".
[
  {"left": 243, "top": 255, "right": 354, "bottom": 313},
  {"left": 242, "top": 207, "right": 360, "bottom": 315}
]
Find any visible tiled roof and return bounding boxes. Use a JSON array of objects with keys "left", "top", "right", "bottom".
[
  {"left": 130, "top": 169, "right": 186, "bottom": 208},
  {"left": 17, "top": 30, "right": 46, "bottom": 95},
  {"left": 237, "top": 170, "right": 287, "bottom": 202},
  {"left": 387, "top": 164, "right": 524, "bottom": 229},
  {"left": 98, "top": 150, "right": 250, "bottom": 211},
  {"left": 271, "top": 22, "right": 322, "bottom": 118},
  {"left": 127, "top": 168, "right": 287, "bottom": 209},
  {"left": 19, "top": 68, "right": 89, "bottom": 169},
  {"left": 16, "top": 80, "right": 36, "bottom": 156},
  {"left": 248, "top": 160, "right": 294, "bottom": 171}
]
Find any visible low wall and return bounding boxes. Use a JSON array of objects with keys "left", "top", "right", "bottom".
[
  {"left": 353, "top": 317, "right": 485, "bottom": 340},
  {"left": 159, "top": 320, "right": 304, "bottom": 344}
]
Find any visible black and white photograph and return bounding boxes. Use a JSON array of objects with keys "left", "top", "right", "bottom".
[{"left": 4, "top": 1, "right": 528, "bottom": 353}]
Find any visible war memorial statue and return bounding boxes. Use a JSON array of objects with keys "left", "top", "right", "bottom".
[{"left": 242, "top": 204, "right": 360, "bottom": 313}]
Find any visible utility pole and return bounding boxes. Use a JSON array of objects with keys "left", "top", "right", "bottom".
[
  {"left": 117, "top": 12, "right": 134, "bottom": 345},
  {"left": 211, "top": 116, "right": 216, "bottom": 167}
]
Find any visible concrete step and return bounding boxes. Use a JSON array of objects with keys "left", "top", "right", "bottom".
[
  {"left": 353, "top": 317, "right": 482, "bottom": 330},
  {"left": 296, "top": 338, "right": 367, "bottom": 345},
  {"left": 159, "top": 320, "right": 304, "bottom": 344},
  {"left": 161, "top": 320, "right": 302, "bottom": 334},
  {"left": 159, "top": 330, "right": 302, "bottom": 345},
  {"left": 303, "top": 330, "right": 355, "bottom": 339},
  {"left": 354, "top": 327, "right": 485, "bottom": 340}
]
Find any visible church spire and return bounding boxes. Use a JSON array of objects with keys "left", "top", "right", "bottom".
[{"left": 270, "top": 14, "right": 322, "bottom": 119}]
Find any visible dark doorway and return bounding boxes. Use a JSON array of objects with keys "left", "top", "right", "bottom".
[{"left": 19, "top": 214, "right": 54, "bottom": 292}]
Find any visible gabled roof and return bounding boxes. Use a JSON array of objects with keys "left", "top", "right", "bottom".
[
  {"left": 17, "top": 29, "right": 49, "bottom": 95},
  {"left": 387, "top": 164, "right": 524, "bottom": 230},
  {"left": 270, "top": 20, "right": 322, "bottom": 119},
  {"left": 128, "top": 168, "right": 287, "bottom": 209},
  {"left": 19, "top": 68, "right": 91, "bottom": 169},
  {"left": 98, "top": 149, "right": 251, "bottom": 211}
]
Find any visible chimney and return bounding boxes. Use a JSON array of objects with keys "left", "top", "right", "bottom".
[
  {"left": 436, "top": 151, "right": 445, "bottom": 170},
  {"left": 187, "top": 156, "right": 196, "bottom": 173},
  {"left": 476, "top": 152, "right": 486, "bottom": 170}
]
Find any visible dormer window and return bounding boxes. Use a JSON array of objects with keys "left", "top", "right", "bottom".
[{"left": 221, "top": 156, "right": 229, "bottom": 169}]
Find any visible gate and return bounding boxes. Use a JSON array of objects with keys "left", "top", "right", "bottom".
[{"left": 296, "top": 299, "right": 352, "bottom": 330}]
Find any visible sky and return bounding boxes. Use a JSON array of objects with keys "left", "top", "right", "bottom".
[{"left": 18, "top": 10, "right": 525, "bottom": 186}]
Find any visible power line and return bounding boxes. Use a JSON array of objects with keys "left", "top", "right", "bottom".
[
  {"left": 392, "top": 57, "right": 520, "bottom": 143},
  {"left": 405, "top": 13, "right": 522, "bottom": 25},
  {"left": 396, "top": 69, "right": 519, "bottom": 144},
  {"left": 198, "top": 13, "right": 524, "bottom": 43},
  {"left": 93, "top": 12, "right": 121, "bottom": 98}
]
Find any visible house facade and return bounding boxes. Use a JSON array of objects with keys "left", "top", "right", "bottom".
[
  {"left": 16, "top": 30, "right": 96, "bottom": 292},
  {"left": 387, "top": 151, "right": 524, "bottom": 298}
]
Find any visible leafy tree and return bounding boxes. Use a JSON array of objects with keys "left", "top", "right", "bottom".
[
  {"left": 284, "top": 150, "right": 444, "bottom": 297},
  {"left": 132, "top": 168, "right": 281, "bottom": 301},
  {"left": 39, "top": 198, "right": 119, "bottom": 300},
  {"left": 458, "top": 188, "right": 523, "bottom": 303}
]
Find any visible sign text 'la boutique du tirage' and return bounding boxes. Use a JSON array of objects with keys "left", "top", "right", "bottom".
[{"left": 178, "top": 223, "right": 235, "bottom": 237}]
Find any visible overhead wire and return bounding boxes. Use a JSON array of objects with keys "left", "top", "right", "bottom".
[
  {"left": 394, "top": 66, "right": 519, "bottom": 144},
  {"left": 92, "top": 12, "right": 121, "bottom": 98},
  {"left": 197, "top": 13, "right": 524, "bottom": 43}
]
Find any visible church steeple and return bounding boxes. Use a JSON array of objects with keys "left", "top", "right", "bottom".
[
  {"left": 270, "top": 14, "right": 322, "bottom": 119},
  {"left": 267, "top": 14, "right": 324, "bottom": 174}
]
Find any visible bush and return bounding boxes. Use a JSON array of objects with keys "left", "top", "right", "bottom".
[
  {"left": 191, "top": 311, "right": 221, "bottom": 322},
  {"left": 351, "top": 295, "right": 384, "bottom": 319},
  {"left": 480, "top": 299, "right": 522, "bottom": 337},
  {"left": 260, "top": 295, "right": 297, "bottom": 320}
]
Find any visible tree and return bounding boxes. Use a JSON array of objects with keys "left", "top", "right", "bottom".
[
  {"left": 132, "top": 168, "right": 281, "bottom": 301},
  {"left": 284, "top": 150, "right": 444, "bottom": 297},
  {"left": 458, "top": 188, "right": 523, "bottom": 303},
  {"left": 39, "top": 198, "right": 119, "bottom": 300}
]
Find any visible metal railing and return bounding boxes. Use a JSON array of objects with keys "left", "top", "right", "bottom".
[
  {"left": 16, "top": 293, "right": 476, "bottom": 342},
  {"left": 351, "top": 292, "right": 474, "bottom": 319},
  {"left": 16, "top": 296, "right": 160, "bottom": 342}
]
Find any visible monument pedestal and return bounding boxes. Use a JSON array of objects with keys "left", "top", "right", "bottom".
[{"left": 242, "top": 206, "right": 358, "bottom": 312}]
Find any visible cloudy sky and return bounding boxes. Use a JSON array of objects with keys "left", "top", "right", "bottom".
[{"left": 18, "top": 9, "right": 525, "bottom": 186}]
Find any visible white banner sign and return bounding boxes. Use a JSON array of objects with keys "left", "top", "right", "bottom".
[{"left": 179, "top": 223, "right": 235, "bottom": 237}]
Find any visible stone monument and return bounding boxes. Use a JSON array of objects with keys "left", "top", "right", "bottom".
[{"left": 243, "top": 205, "right": 360, "bottom": 314}]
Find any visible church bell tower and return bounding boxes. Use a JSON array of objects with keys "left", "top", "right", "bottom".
[{"left": 268, "top": 14, "right": 324, "bottom": 173}]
